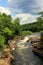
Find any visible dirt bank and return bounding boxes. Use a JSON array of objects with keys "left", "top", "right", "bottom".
[
  {"left": 0, "top": 36, "right": 24, "bottom": 65},
  {"left": 29, "top": 36, "right": 43, "bottom": 58},
  {"left": 0, "top": 46, "right": 15, "bottom": 65}
]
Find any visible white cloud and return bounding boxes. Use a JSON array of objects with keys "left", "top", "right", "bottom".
[
  {"left": 0, "top": 6, "right": 11, "bottom": 15},
  {"left": 7, "top": 0, "right": 43, "bottom": 24},
  {"left": 13, "top": 14, "right": 38, "bottom": 24},
  {"left": 37, "top": 0, "right": 43, "bottom": 11},
  {"left": 8, "top": 0, "right": 11, "bottom": 2},
  {"left": 32, "top": 0, "right": 43, "bottom": 13},
  {"left": 8, "top": 0, "right": 43, "bottom": 14}
]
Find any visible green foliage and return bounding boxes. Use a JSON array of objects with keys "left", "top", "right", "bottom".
[
  {"left": 20, "top": 31, "right": 32, "bottom": 35},
  {"left": 39, "top": 11, "right": 43, "bottom": 17},
  {"left": 0, "top": 11, "right": 43, "bottom": 50},
  {"left": 0, "top": 35, "right": 6, "bottom": 48},
  {"left": 22, "top": 13, "right": 43, "bottom": 32},
  {"left": 36, "top": 17, "right": 43, "bottom": 22},
  {"left": 40, "top": 31, "right": 43, "bottom": 42},
  {"left": 0, "top": 13, "right": 22, "bottom": 49},
  {"left": 13, "top": 18, "right": 22, "bottom": 35},
  {"left": 3, "top": 27, "right": 13, "bottom": 39},
  {"left": 0, "top": 13, "right": 13, "bottom": 49},
  {"left": 39, "top": 31, "right": 43, "bottom": 48},
  {"left": 22, "top": 22, "right": 42, "bottom": 32},
  {"left": 4, "top": 27, "right": 13, "bottom": 36}
]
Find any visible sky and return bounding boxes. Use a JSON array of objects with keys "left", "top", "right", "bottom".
[{"left": 0, "top": 0, "right": 43, "bottom": 24}]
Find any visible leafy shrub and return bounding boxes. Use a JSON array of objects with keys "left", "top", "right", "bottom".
[
  {"left": 40, "top": 31, "right": 43, "bottom": 42},
  {"left": 20, "top": 31, "right": 32, "bottom": 36},
  {"left": 4, "top": 27, "right": 13, "bottom": 39},
  {"left": 39, "top": 31, "right": 43, "bottom": 48},
  {"left": 0, "top": 35, "right": 6, "bottom": 49}
]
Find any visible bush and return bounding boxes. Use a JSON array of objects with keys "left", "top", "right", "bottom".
[
  {"left": 20, "top": 31, "right": 32, "bottom": 36},
  {"left": 39, "top": 31, "right": 43, "bottom": 48},
  {"left": 0, "top": 35, "right": 6, "bottom": 49},
  {"left": 40, "top": 31, "right": 43, "bottom": 42},
  {"left": 4, "top": 27, "right": 13, "bottom": 39}
]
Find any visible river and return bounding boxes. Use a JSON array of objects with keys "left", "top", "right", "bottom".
[{"left": 12, "top": 35, "right": 43, "bottom": 65}]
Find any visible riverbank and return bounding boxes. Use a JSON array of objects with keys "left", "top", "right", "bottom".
[
  {"left": 0, "top": 35, "right": 24, "bottom": 65},
  {"left": 28, "top": 36, "right": 43, "bottom": 58},
  {"left": 0, "top": 34, "right": 43, "bottom": 65},
  {"left": 0, "top": 46, "right": 14, "bottom": 65},
  {"left": 32, "top": 43, "right": 43, "bottom": 58},
  {"left": 12, "top": 35, "right": 43, "bottom": 65},
  {"left": 32, "top": 47, "right": 43, "bottom": 58}
]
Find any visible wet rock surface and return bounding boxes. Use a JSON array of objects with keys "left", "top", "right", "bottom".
[
  {"left": 12, "top": 36, "right": 43, "bottom": 65},
  {"left": 32, "top": 43, "right": 43, "bottom": 58},
  {"left": 0, "top": 33, "right": 43, "bottom": 65},
  {"left": 26, "top": 34, "right": 43, "bottom": 58}
]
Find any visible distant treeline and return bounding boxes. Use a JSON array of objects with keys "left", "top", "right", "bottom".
[
  {"left": 22, "top": 21, "right": 43, "bottom": 32},
  {"left": 22, "top": 12, "right": 43, "bottom": 32}
]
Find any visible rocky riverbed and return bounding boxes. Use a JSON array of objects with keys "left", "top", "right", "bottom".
[
  {"left": 12, "top": 35, "right": 43, "bottom": 65},
  {"left": 0, "top": 34, "right": 43, "bottom": 65}
]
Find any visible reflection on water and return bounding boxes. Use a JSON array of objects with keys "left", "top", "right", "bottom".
[{"left": 12, "top": 36, "right": 43, "bottom": 65}]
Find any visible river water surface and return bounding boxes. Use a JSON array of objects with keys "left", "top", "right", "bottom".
[{"left": 12, "top": 36, "right": 43, "bottom": 65}]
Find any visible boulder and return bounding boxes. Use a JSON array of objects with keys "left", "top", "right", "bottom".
[
  {"left": 32, "top": 42, "right": 39, "bottom": 48},
  {"left": 8, "top": 40, "right": 16, "bottom": 49},
  {"left": 29, "top": 36, "right": 40, "bottom": 43}
]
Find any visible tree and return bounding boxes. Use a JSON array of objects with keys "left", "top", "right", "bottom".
[
  {"left": 39, "top": 11, "right": 43, "bottom": 17},
  {"left": 22, "top": 11, "right": 43, "bottom": 32},
  {"left": 13, "top": 18, "right": 22, "bottom": 35},
  {"left": 39, "top": 31, "right": 43, "bottom": 48},
  {"left": 36, "top": 17, "right": 43, "bottom": 22}
]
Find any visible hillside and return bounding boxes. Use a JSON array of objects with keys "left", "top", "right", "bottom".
[{"left": 22, "top": 21, "right": 43, "bottom": 32}]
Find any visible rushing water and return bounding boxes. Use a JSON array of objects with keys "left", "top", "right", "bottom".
[{"left": 12, "top": 36, "right": 43, "bottom": 65}]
